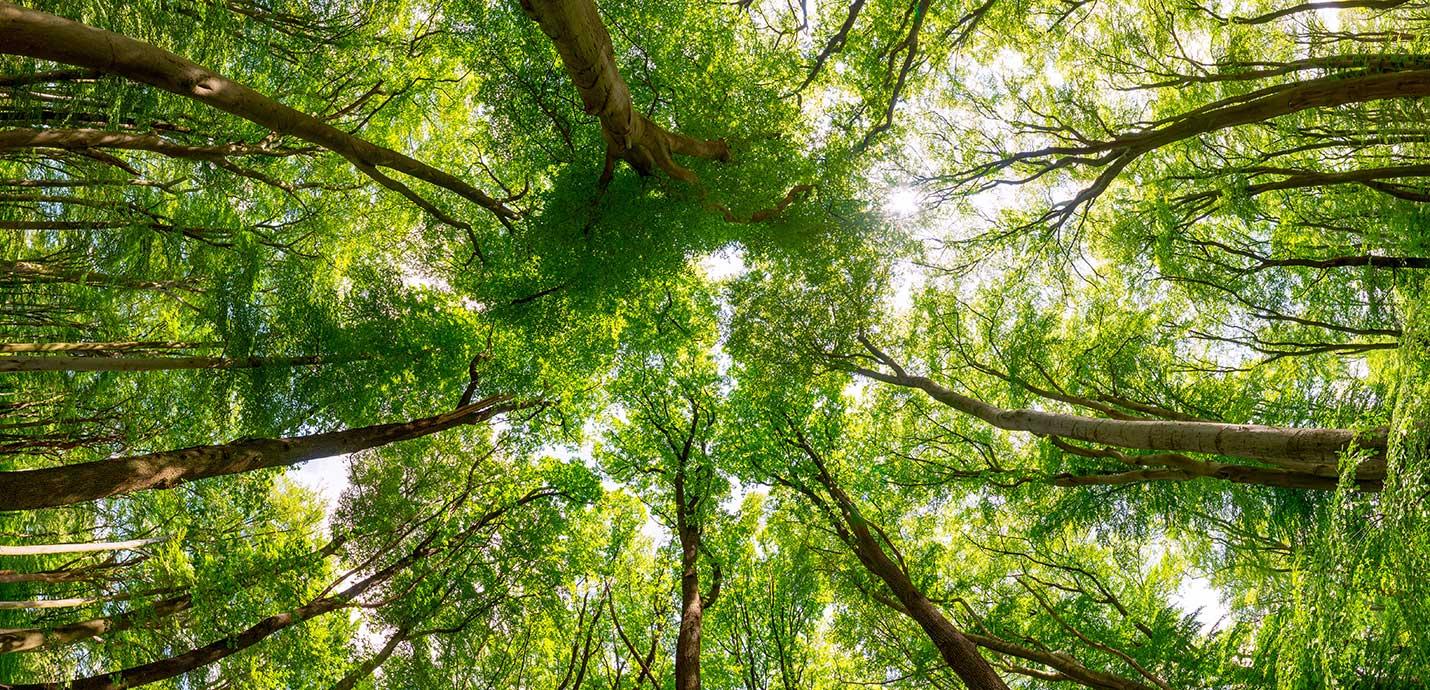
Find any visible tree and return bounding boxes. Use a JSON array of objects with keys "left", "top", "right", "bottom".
[{"left": 3, "top": 0, "right": 1428, "bottom": 686}]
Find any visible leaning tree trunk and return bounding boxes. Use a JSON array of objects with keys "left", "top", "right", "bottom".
[
  {"left": 2, "top": 260, "right": 195, "bottom": 291},
  {"left": 853, "top": 366, "right": 1387, "bottom": 466},
  {"left": 0, "top": 395, "right": 524, "bottom": 510},
  {"left": 789, "top": 434, "right": 1010, "bottom": 690},
  {"left": 0, "top": 353, "right": 333, "bottom": 373},
  {"left": 0, "top": 342, "right": 212, "bottom": 354},
  {"left": 0, "top": 537, "right": 167, "bottom": 556},
  {"left": 0, "top": 128, "right": 310, "bottom": 161},
  {"left": 518, "top": 0, "right": 730, "bottom": 183},
  {"left": 0, "top": 490, "right": 543, "bottom": 689},
  {"left": 842, "top": 510, "right": 1010, "bottom": 690},
  {"left": 0, "top": 595, "right": 191, "bottom": 654},
  {"left": 0, "top": 2, "right": 514, "bottom": 222}
]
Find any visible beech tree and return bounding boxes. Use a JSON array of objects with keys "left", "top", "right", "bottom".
[{"left": 2, "top": 0, "right": 1427, "bottom": 687}]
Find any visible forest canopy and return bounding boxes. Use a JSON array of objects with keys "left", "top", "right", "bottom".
[{"left": 0, "top": 0, "right": 1427, "bottom": 688}]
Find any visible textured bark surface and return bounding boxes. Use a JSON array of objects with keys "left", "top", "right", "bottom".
[
  {"left": 0, "top": 395, "right": 521, "bottom": 510},
  {"left": 0, "top": 342, "right": 208, "bottom": 354},
  {"left": 518, "top": 0, "right": 730, "bottom": 183},
  {"left": 0, "top": 596, "right": 191, "bottom": 654},
  {"left": 0, "top": 128, "right": 311, "bottom": 160},
  {"left": 0, "top": 537, "right": 166, "bottom": 556},
  {"left": 673, "top": 471, "right": 705, "bottom": 690},
  {"left": 856, "top": 368, "right": 1387, "bottom": 464},
  {"left": 0, "top": 354, "right": 330, "bottom": 373}
]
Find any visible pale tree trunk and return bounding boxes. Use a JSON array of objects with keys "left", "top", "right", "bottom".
[
  {"left": 0, "top": 586, "right": 176, "bottom": 610},
  {"left": 0, "top": 595, "right": 190, "bottom": 654},
  {"left": 852, "top": 360, "right": 1386, "bottom": 465},
  {"left": 0, "top": 395, "right": 525, "bottom": 510},
  {"left": 0, "top": 537, "right": 166, "bottom": 556},
  {"left": 0, "top": 2, "right": 515, "bottom": 225},
  {"left": 2, "top": 260, "right": 195, "bottom": 291},
  {"left": 0, "top": 353, "right": 333, "bottom": 373},
  {"left": 518, "top": 0, "right": 730, "bottom": 184},
  {"left": 0, "top": 342, "right": 211, "bottom": 354}
]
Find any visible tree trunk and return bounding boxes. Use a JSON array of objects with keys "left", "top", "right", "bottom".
[
  {"left": 0, "top": 353, "right": 335, "bottom": 373},
  {"left": 0, "top": 128, "right": 310, "bottom": 160},
  {"left": 9, "top": 596, "right": 348, "bottom": 688},
  {"left": 0, "top": 587, "right": 175, "bottom": 610},
  {"left": 0, "top": 487, "right": 543, "bottom": 689},
  {"left": 673, "top": 472, "right": 704, "bottom": 690},
  {"left": 1047, "top": 438, "right": 1385, "bottom": 491},
  {"left": 843, "top": 513, "right": 1010, "bottom": 690},
  {"left": 2, "top": 260, "right": 195, "bottom": 291},
  {"left": 0, "top": 342, "right": 211, "bottom": 354},
  {"left": 518, "top": 0, "right": 729, "bottom": 183},
  {"left": 0, "top": 3, "right": 514, "bottom": 223},
  {"left": 0, "top": 595, "right": 190, "bottom": 654},
  {"left": 854, "top": 367, "right": 1386, "bottom": 464},
  {"left": 962, "top": 632, "right": 1158, "bottom": 690},
  {"left": 0, "top": 537, "right": 166, "bottom": 556},
  {"left": 328, "top": 627, "right": 410, "bottom": 690},
  {"left": 0, "top": 395, "right": 522, "bottom": 510},
  {"left": 787, "top": 433, "right": 1010, "bottom": 690}
]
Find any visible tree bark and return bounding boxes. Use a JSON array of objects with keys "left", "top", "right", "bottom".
[
  {"left": 327, "top": 626, "right": 410, "bottom": 690},
  {"left": 0, "top": 342, "right": 210, "bottom": 354},
  {"left": 673, "top": 470, "right": 704, "bottom": 690},
  {"left": 0, "top": 128, "right": 311, "bottom": 160},
  {"left": 2, "top": 260, "right": 194, "bottom": 291},
  {"left": 0, "top": 353, "right": 332, "bottom": 373},
  {"left": 782, "top": 431, "right": 1010, "bottom": 690},
  {"left": 0, "top": 537, "right": 166, "bottom": 556},
  {"left": 518, "top": 0, "right": 729, "bottom": 183},
  {"left": 836, "top": 498, "right": 1009, "bottom": 690},
  {"left": 0, "top": 595, "right": 190, "bottom": 654},
  {"left": 853, "top": 365, "right": 1386, "bottom": 465},
  {"left": 0, "top": 3, "right": 515, "bottom": 223},
  {"left": 0, "top": 395, "right": 523, "bottom": 510}
]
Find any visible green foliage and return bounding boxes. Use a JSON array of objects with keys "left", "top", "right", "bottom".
[{"left": 2, "top": 0, "right": 1427, "bottom": 687}]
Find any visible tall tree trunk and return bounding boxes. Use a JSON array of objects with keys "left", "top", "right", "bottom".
[
  {"left": 0, "top": 342, "right": 211, "bottom": 354},
  {"left": 832, "top": 496, "right": 1009, "bottom": 690},
  {"left": 0, "top": 537, "right": 166, "bottom": 556},
  {"left": 518, "top": 0, "right": 729, "bottom": 183},
  {"left": 782, "top": 431, "right": 1010, "bottom": 690},
  {"left": 0, "top": 128, "right": 311, "bottom": 160},
  {"left": 673, "top": 471, "right": 704, "bottom": 690},
  {"left": 0, "top": 2, "right": 515, "bottom": 224},
  {"left": 0, "top": 353, "right": 333, "bottom": 373},
  {"left": 852, "top": 364, "right": 1386, "bottom": 465},
  {"left": 2, "top": 260, "right": 195, "bottom": 291},
  {"left": 0, "top": 595, "right": 190, "bottom": 654},
  {"left": 0, "top": 395, "right": 523, "bottom": 510}
]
